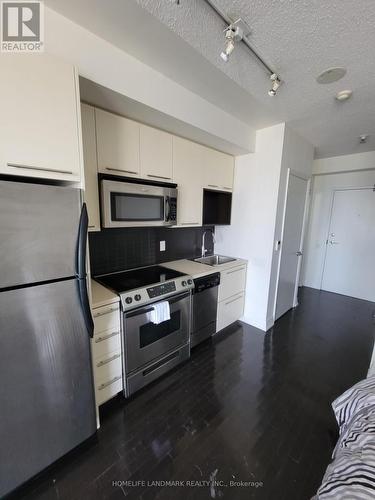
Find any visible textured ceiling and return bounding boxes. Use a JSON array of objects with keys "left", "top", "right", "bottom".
[{"left": 45, "top": 0, "right": 375, "bottom": 158}]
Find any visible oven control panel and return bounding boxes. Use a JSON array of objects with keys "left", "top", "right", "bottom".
[
  {"left": 147, "top": 282, "right": 176, "bottom": 298},
  {"left": 120, "top": 276, "right": 194, "bottom": 311}
]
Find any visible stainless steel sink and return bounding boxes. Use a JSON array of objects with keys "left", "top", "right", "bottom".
[{"left": 194, "top": 255, "right": 236, "bottom": 266}]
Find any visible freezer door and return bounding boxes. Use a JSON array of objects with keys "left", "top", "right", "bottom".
[
  {"left": 0, "top": 279, "right": 96, "bottom": 497},
  {"left": 0, "top": 180, "right": 81, "bottom": 288}
]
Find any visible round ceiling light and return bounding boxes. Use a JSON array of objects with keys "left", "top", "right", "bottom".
[
  {"left": 317, "top": 67, "right": 346, "bottom": 84},
  {"left": 335, "top": 90, "right": 353, "bottom": 101}
]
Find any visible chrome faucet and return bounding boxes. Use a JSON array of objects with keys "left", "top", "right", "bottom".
[{"left": 201, "top": 229, "right": 216, "bottom": 257}]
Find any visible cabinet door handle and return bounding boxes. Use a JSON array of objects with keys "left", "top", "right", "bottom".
[
  {"left": 93, "top": 306, "right": 118, "bottom": 317},
  {"left": 94, "top": 331, "right": 120, "bottom": 343},
  {"left": 98, "top": 375, "right": 122, "bottom": 390},
  {"left": 147, "top": 174, "right": 171, "bottom": 180},
  {"left": 208, "top": 184, "right": 219, "bottom": 188},
  {"left": 88, "top": 225, "right": 96, "bottom": 229},
  {"left": 226, "top": 267, "right": 245, "bottom": 275},
  {"left": 181, "top": 222, "right": 200, "bottom": 226},
  {"left": 223, "top": 186, "right": 232, "bottom": 190},
  {"left": 225, "top": 295, "right": 243, "bottom": 306},
  {"left": 7, "top": 163, "right": 73, "bottom": 175},
  {"left": 106, "top": 167, "right": 138, "bottom": 175},
  {"left": 96, "top": 353, "right": 121, "bottom": 367}
]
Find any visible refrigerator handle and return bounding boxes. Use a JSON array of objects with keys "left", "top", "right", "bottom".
[
  {"left": 78, "top": 278, "right": 94, "bottom": 338},
  {"left": 77, "top": 203, "right": 88, "bottom": 279},
  {"left": 76, "top": 203, "right": 94, "bottom": 338}
]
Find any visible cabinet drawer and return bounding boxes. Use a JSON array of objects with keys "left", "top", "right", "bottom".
[
  {"left": 92, "top": 329, "right": 121, "bottom": 360},
  {"left": 93, "top": 305, "right": 120, "bottom": 334},
  {"left": 217, "top": 292, "right": 245, "bottom": 332},
  {"left": 95, "top": 375, "right": 123, "bottom": 406},
  {"left": 94, "top": 350, "right": 122, "bottom": 384},
  {"left": 218, "top": 266, "right": 247, "bottom": 301}
]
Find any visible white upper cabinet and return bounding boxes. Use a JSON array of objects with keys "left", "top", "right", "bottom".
[
  {"left": 173, "top": 137, "right": 203, "bottom": 227},
  {"left": 95, "top": 108, "right": 140, "bottom": 177},
  {"left": 0, "top": 54, "right": 83, "bottom": 182},
  {"left": 81, "top": 104, "right": 100, "bottom": 232},
  {"left": 140, "top": 125, "right": 173, "bottom": 181},
  {"left": 203, "top": 147, "right": 234, "bottom": 191}
]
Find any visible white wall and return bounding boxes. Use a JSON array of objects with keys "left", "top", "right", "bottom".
[
  {"left": 215, "top": 124, "right": 285, "bottom": 331},
  {"left": 266, "top": 127, "right": 314, "bottom": 323},
  {"left": 313, "top": 151, "right": 375, "bottom": 175},
  {"left": 216, "top": 124, "right": 313, "bottom": 331},
  {"left": 302, "top": 168, "right": 375, "bottom": 289},
  {"left": 43, "top": 7, "right": 255, "bottom": 155}
]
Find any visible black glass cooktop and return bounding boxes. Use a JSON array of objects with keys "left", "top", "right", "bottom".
[{"left": 95, "top": 265, "right": 186, "bottom": 294}]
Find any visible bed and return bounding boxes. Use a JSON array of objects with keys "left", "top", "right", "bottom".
[{"left": 314, "top": 373, "right": 375, "bottom": 499}]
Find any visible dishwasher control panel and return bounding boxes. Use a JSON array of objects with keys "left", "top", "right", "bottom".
[{"left": 193, "top": 272, "right": 220, "bottom": 293}]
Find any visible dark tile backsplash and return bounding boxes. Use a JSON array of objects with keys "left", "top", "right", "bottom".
[{"left": 89, "top": 226, "right": 215, "bottom": 276}]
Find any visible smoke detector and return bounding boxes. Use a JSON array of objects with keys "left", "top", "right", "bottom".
[{"left": 317, "top": 67, "right": 346, "bottom": 84}]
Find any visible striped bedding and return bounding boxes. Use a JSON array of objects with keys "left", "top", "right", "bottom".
[{"left": 315, "top": 375, "right": 375, "bottom": 499}]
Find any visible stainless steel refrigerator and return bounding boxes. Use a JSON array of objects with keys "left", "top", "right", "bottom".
[{"left": 0, "top": 179, "right": 96, "bottom": 497}]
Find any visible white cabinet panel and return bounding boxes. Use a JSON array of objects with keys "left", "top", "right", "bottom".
[
  {"left": 140, "top": 125, "right": 173, "bottom": 180},
  {"left": 173, "top": 137, "right": 203, "bottom": 226},
  {"left": 0, "top": 55, "right": 82, "bottom": 182},
  {"left": 217, "top": 293, "right": 245, "bottom": 331},
  {"left": 95, "top": 376, "right": 123, "bottom": 406},
  {"left": 218, "top": 265, "right": 247, "bottom": 302},
  {"left": 96, "top": 108, "right": 140, "bottom": 177},
  {"left": 81, "top": 104, "right": 100, "bottom": 231},
  {"left": 92, "top": 330, "right": 121, "bottom": 360},
  {"left": 203, "top": 147, "right": 234, "bottom": 192}
]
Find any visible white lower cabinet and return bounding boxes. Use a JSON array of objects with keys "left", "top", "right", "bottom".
[
  {"left": 217, "top": 292, "right": 245, "bottom": 331},
  {"left": 217, "top": 263, "right": 247, "bottom": 332},
  {"left": 91, "top": 303, "right": 123, "bottom": 407}
]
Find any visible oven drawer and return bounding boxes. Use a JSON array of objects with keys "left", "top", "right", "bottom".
[
  {"left": 92, "top": 329, "right": 121, "bottom": 360},
  {"left": 94, "top": 350, "right": 122, "bottom": 384},
  {"left": 95, "top": 375, "right": 123, "bottom": 406},
  {"left": 124, "top": 292, "right": 191, "bottom": 373},
  {"left": 93, "top": 304, "right": 120, "bottom": 334},
  {"left": 126, "top": 344, "right": 190, "bottom": 397}
]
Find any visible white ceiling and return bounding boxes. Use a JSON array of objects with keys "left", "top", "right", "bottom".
[{"left": 45, "top": 0, "right": 375, "bottom": 158}]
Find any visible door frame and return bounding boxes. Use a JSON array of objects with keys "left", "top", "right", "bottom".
[
  {"left": 273, "top": 169, "right": 311, "bottom": 322},
  {"left": 320, "top": 185, "right": 375, "bottom": 290}
]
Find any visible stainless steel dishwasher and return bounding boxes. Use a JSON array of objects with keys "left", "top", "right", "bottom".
[{"left": 191, "top": 272, "right": 220, "bottom": 347}]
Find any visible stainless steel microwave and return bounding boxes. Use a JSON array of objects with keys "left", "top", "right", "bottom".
[{"left": 100, "top": 179, "right": 177, "bottom": 228}]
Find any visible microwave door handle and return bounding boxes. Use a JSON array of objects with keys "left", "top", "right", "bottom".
[{"left": 165, "top": 196, "right": 170, "bottom": 222}]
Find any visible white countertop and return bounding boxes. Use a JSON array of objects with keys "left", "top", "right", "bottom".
[
  {"left": 91, "top": 279, "right": 120, "bottom": 309},
  {"left": 162, "top": 257, "right": 247, "bottom": 279}
]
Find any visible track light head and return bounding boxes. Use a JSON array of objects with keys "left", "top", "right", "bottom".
[
  {"left": 268, "top": 73, "right": 281, "bottom": 97},
  {"left": 220, "top": 24, "right": 243, "bottom": 62}
]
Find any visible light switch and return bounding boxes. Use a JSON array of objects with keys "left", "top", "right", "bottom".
[{"left": 160, "top": 241, "right": 166, "bottom": 252}]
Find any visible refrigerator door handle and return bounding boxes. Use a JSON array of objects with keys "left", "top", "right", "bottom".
[
  {"left": 77, "top": 203, "right": 88, "bottom": 279},
  {"left": 76, "top": 203, "right": 94, "bottom": 338},
  {"left": 78, "top": 278, "right": 94, "bottom": 338}
]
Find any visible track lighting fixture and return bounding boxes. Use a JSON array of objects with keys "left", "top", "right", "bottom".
[
  {"left": 220, "top": 24, "right": 243, "bottom": 62},
  {"left": 268, "top": 73, "right": 281, "bottom": 97}
]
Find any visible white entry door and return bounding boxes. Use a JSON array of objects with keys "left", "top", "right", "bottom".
[
  {"left": 275, "top": 172, "right": 309, "bottom": 320},
  {"left": 321, "top": 188, "right": 375, "bottom": 302}
]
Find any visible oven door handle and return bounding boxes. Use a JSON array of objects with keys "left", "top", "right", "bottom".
[{"left": 125, "top": 291, "right": 191, "bottom": 319}]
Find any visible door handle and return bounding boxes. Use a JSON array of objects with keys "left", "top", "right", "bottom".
[
  {"left": 329, "top": 241, "right": 339, "bottom": 245},
  {"left": 295, "top": 251, "right": 303, "bottom": 256}
]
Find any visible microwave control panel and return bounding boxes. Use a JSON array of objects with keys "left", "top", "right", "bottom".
[{"left": 168, "top": 197, "right": 177, "bottom": 222}]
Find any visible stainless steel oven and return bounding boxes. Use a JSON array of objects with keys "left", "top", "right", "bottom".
[
  {"left": 101, "top": 179, "right": 177, "bottom": 228},
  {"left": 123, "top": 291, "right": 191, "bottom": 395}
]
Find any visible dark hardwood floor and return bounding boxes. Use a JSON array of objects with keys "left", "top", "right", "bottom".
[{"left": 17, "top": 288, "right": 375, "bottom": 500}]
